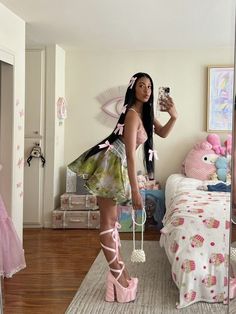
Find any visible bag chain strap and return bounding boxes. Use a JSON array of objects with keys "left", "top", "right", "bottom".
[{"left": 132, "top": 208, "right": 146, "bottom": 251}]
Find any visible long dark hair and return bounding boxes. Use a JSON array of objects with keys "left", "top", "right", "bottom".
[{"left": 84, "top": 72, "right": 155, "bottom": 175}]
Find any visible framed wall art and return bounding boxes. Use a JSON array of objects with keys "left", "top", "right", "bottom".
[{"left": 207, "top": 65, "right": 234, "bottom": 132}]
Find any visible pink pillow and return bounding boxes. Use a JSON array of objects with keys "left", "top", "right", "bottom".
[{"left": 183, "top": 141, "right": 218, "bottom": 180}]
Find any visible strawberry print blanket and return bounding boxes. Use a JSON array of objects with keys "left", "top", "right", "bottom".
[{"left": 160, "top": 174, "right": 230, "bottom": 309}]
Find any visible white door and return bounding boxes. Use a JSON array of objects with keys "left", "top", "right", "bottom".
[{"left": 23, "top": 49, "right": 45, "bottom": 227}]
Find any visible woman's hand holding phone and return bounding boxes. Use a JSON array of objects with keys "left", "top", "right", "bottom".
[
  {"left": 157, "top": 87, "right": 177, "bottom": 119},
  {"left": 159, "top": 96, "right": 173, "bottom": 111}
]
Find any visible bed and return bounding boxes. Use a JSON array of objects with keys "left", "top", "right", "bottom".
[{"left": 160, "top": 173, "right": 230, "bottom": 309}]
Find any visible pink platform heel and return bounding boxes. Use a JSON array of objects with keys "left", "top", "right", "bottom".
[
  {"left": 112, "top": 222, "right": 138, "bottom": 287},
  {"left": 105, "top": 270, "right": 137, "bottom": 303},
  {"left": 100, "top": 222, "right": 138, "bottom": 303}
]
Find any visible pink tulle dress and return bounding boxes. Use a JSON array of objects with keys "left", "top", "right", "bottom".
[{"left": 0, "top": 195, "right": 26, "bottom": 278}]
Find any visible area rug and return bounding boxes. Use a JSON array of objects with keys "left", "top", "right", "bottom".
[
  {"left": 65, "top": 241, "right": 227, "bottom": 314},
  {"left": 229, "top": 298, "right": 236, "bottom": 314}
]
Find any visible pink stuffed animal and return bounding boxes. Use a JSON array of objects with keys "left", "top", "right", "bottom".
[
  {"left": 184, "top": 141, "right": 218, "bottom": 180},
  {"left": 224, "top": 134, "right": 232, "bottom": 155},
  {"left": 207, "top": 134, "right": 226, "bottom": 156}
]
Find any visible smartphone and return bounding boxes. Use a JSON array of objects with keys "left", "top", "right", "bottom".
[{"left": 157, "top": 87, "right": 170, "bottom": 111}]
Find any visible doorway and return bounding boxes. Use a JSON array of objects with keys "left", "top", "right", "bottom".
[{"left": 0, "top": 61, "right": 14, "bottom": 217}]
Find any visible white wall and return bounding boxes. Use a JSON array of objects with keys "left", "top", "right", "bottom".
[
  {"left": 43, "top": 45, "right": 65, "bottom": 227},
  {"left": 0, "top": 3, "right": 25, "bottom": 239},
  {"left": 54, "top": 46, "right": 66, "bottom": 209},
  {"left": 65, "top": 48, "right": 234, "bottom": 187}
]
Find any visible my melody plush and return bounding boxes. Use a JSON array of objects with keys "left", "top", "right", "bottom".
[
  {"left": 183, "top": 141, "right": 217, "bottom": 181},
  {"left": 183, "top": 134, "right": 231, "bottom": 182}
]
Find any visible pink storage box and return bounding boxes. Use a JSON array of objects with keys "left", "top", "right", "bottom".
[
  {"left": 52, "top": 209, "right": 100, "bottom": 229},
  {"left": 60, "top": 193, "right": 98, "bottom": 210}
]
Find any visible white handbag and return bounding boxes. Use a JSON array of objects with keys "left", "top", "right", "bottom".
[{"left": 131, "top": 208, "right": 146, "bottom": 263}]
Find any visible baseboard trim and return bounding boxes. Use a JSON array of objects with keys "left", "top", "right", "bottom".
[
  {"left": 23, "top": 221, "right": 52, "bottom": 228},
  {"left": 23, "top": 223, "right": 42, "bottom": 228}
]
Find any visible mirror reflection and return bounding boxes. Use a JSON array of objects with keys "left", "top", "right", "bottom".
[
  {"left": 230, "top": 86, "right": 236, "bottom": 312},
  {"left": 0, "top": 1, "right": 235, "bottom": 313}
]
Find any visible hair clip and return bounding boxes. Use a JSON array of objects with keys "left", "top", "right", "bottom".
[
  {"left": 98, "top": 140, "right": 114, "bottom": 151},
  {"left": 114, "top": 123, "right": 124, "bottom": 135},
  {"left": 148, "top": 149, "right": 158, "bottom": 161},
  {"left": 128, "top": 77, "right": 137, "bottom": 89}
]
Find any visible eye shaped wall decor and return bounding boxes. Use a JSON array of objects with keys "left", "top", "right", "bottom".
[{"left": 96, "top": 85, "right": 127, "bottom": 119}]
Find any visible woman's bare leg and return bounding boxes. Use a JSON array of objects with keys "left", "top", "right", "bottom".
[
  {"left": 118, "top": 244, "right": 131, "bottom": 281},
  {"left": 98, "top": 196, "right": 129, "bottom": 287}
]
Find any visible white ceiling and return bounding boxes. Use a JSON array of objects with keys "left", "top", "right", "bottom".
[{"left": 0, "top": 0, "right": 235, "bottom": 51}]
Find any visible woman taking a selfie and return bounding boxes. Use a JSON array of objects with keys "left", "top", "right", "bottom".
[{"left": 68, "top": 72, "right": 177, "bottom": 303}]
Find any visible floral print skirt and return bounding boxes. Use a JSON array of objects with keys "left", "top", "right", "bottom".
[{"left": 67, "top": 138, "right": 131, "bottom": 204}]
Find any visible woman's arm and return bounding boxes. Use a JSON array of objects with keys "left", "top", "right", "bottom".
[
  {"left": 123, "top": 111, "right": 143, "bottom": 210},
  {"left": 154, "top": 116, "right": 177, "bottom": 138},
  {"left": 154, "top": 96, "right": 178, "bottom": 138}
]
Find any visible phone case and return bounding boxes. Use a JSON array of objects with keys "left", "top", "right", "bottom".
[{"left": 157, "top": 87, "right": 170, "bottom": 111}]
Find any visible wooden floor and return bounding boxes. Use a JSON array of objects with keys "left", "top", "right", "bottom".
[
  {"left": 3, "top": 228, "right": 159, "bottom": 314},
  {"left": 3, "top": 225, "right": 236, "bottom": 314}
]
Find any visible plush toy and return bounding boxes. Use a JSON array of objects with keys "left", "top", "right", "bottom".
[
  {"left": 215, "top": 156, "right": 228, "bottom": 182},
  {"left": 137, "top": 172, "right": 147, "bottom": 190},
  {"left": 207, "top": 134, "right": 226, "bottom": 156},
  {"left": 183, "top": 134, "right": 232, "bottom": 181},
  {"left": 209, "top": 172, "right": 218, "bottom": 181},
  {"left": 184, "top": 141, "right": 218, "bottom": 180},
  {"left": 212, "top": 156, "right": 231, "bottom": 182},
  {"left": 224, "top": 134, "right": 232, "bottom": 155}
]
